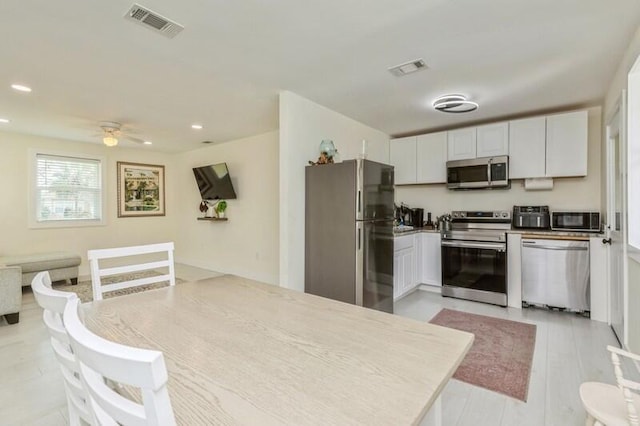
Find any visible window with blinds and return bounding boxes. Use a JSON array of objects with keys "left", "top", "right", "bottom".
[{"left": 35, "top": 154, "right": 103, "bottom": 223}]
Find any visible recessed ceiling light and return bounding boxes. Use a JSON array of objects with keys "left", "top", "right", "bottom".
[
  {"left": 433, "top": 94, "right": 478, "bottom": 113},
  {"left": 11, "top": 84, "right": 32, "bottom": 93},
  {"left": 143, "top": 141, "right": 153, "bottom": 145},
  {"left": 0, "top": 118, "right": 10, "bottom": 123},
  {"left": 191, "top": 124, "right": 203, "bottom": 130}
]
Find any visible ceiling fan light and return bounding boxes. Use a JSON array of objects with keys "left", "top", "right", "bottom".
[{"left": 103, "top": 135, "right": 118, "bottom": 147}]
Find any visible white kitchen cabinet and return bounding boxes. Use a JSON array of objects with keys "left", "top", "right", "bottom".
[
  {"left": 394, "top": 234, "right": 417, "bottom": 300},
  {"left": 476, "top": 122, "right": 509, "bottom": 157},
  {"left": 389, "top": 136, "right": 417, "bottom": 185},
  {"left": 419, "top": 233, "right": 442, "bottom": 286},
  {"left": 507, "top": 233, "right": 523, "bottom": 308},
  {"left": 589, "top": 237, "right": 607, "bottom": 322},
  {"left": 509, "top": 116, "right": 546, "bottom": 179},
  {"left": 416, "top": 132, "right": 447, "bottom": 184},
  {"left": 546, "top": 110, "right": 588, "bottom": 177},
  {"left": 447, "top": 128, "right": 477, "bottom": 161}
]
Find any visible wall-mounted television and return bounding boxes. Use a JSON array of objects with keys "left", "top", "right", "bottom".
[{"left": 192, "top": 163, "right": 237, "bottom": 200}]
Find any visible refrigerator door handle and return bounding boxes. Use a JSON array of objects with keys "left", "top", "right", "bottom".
[
  {"left": 355, "top": 221, "right": 363, "bottom": 306},
  {"left": 357, "top": 190, "right": 361, "bottom": 215}
]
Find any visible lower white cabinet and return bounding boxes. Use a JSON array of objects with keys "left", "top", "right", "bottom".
[
  {"left": 394, "top": 234, "right": 417, "bottom": 299},
  {"left": 589, "top": 237, "right": 607, "bottom": 322},
  {"left": 419, "top": 233, "right": 442, "bottom": 286},
  {"left": 507, "top": 232, "right": 608, "bottom": 322},
  {"left": 394, "top": 232, "right": 442, "bottom": 300}
]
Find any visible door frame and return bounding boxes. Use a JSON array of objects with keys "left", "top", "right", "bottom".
[{"left": 605, "top": 91, "right": 628, "bottom": 345}]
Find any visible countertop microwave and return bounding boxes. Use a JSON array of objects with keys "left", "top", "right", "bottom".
[
  {"left": 446, "top": 156, "right": 509, "bottom": 190},
  {"left": 551, "top": 211, "right": 601, "bottom": 232}
]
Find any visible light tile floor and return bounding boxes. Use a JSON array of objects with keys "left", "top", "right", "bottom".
[
  {"left": 0, "top": 273, "right": 634, "bottom": 425},
  {"left": 396, "top": 287, "right": 634, "bottom": 426}
]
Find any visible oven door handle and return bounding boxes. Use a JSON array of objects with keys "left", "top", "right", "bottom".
[{"left": 442, "top": 240, "right": 506, "bottom": 251}]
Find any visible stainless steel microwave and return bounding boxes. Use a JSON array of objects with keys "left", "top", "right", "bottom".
[
  {"left": 446, "top": 156, "right": 509, "bottom": 190},
  {"left": 551, "top": 211, "right": 601, "bottom": 232}
]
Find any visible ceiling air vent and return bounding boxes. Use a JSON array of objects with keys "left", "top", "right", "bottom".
[
  {"left": 388, "top": 59, "right": 428, "bottom": 77},
  {"left": 124, "top": 4, "right": 184, "bottom": 38}
]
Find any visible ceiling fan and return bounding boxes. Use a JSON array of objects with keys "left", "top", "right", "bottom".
[{"left": 99, "top": 121, "right": 149, "bottom": 147}]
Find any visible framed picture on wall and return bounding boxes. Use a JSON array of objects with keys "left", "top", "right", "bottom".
[{"left": 117, "top": 162, "right": 165, "bottom": 217}]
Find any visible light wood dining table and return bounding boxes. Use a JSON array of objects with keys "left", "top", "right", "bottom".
[{"left": 81, "top": 275, "right": 473, "bottom": 425}]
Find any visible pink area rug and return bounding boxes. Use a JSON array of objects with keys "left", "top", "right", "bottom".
[{"left": 429, "top": 308, "right": 536, "bottom": 402}]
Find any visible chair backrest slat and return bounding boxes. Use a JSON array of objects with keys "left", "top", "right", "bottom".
[
  {"left": 31, "top": 272, "right": 94, "bottom": 424},
  {"left": 88, "top": 242, "right": 175, "bottom": 301},
  {"left": 64, "top": 297, "right": 176, "bottom": 425},
  {"left": 607, "top": 345, "right": 640, "bottom": 426}
]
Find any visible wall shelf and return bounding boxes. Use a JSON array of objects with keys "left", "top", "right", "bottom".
[{"left": 197, "top": 217, "right": 228, "bottom": 221}]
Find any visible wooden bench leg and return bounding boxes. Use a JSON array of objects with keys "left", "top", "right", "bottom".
[
  {"left": 70, "top": 277, "right": 78, "bottom": 285},
  {"left": 5, "top": 313, "right": 19, "bottom": 324}
]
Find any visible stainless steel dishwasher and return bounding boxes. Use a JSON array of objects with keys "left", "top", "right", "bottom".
[{"left": 521, "top": 238, "right": 590, "bottom": 313}]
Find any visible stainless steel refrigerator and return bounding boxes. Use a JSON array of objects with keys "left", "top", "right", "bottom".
[{"left": 305, "top": 159, "right": 395, "bottom": 313}]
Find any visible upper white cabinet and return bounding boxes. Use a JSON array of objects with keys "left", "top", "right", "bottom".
[
  {"left": 389, "top": 136, "right": 417, "bottom": 185},
  {"left": 447, "top": 128, "right": 477, "bottom": 161},
  {"left": 476, "top": 122, "right": 509, "bottom": 157},
  {"left": 509, "top": 110, "right": 588, "bottom": 179},
  {"left": 390, "top": 132, "right": 447, "bottom": 185},
  {"left": 509, "top": 116, "right": 546, "bottom": 179},
  {"left": 546, "top": 110, "right": 588, "bottom": 177},
  {"left": 447, "top": 123, "right": 508, "bottom": 161},
  {"left": 416, "top": 132, "right": 447, "bottom": 184},
  {"left": 393, "top": 108, "right": 589, "bottom": 183}
]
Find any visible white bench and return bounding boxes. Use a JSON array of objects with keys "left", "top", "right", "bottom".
[{"left": 0, "top": 252, "right": 81, "bottom": 288}]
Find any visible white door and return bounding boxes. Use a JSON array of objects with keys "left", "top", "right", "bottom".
[{"left": 606, "top": 94, "right": 627, "bottom": 344}]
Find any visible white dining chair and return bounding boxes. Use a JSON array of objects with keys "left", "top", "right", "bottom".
[
  {"left": 63, "top": 297, "right": 176, "bottom": 425},
  {"left": 580, "top": 345, "right": 640, "bottom": 426},
  {"left": 88, "top": 242, "right": 175, "bottom": 301},
  {"left": 31, "top": 271, "right": 94, "bottom": 426}
]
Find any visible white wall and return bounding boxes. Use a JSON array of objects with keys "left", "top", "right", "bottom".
[
  {"left": 0, "top": 130, "right": 177, "bottom": 276},
  {"left": 395, "top": 107, "right": 602, "bottom": 217},
  {"left": 279, "top": 91, "right": 390, "bottom": 291},
  {"left": 174, "top": 131, "right": 279, "bottom": 285}
]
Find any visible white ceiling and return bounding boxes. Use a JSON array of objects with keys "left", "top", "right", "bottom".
[{"left": 0, "top": 0, "right": 639, "bottom": 152}]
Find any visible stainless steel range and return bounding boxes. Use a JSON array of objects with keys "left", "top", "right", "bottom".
[{"left": 441, "top": 210, "right": 511, "bottom": 306}]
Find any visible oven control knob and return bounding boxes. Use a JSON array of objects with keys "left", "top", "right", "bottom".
[
  {"left": 453, "top": 212, "right": 458, "bottom": 218},
  {"left": 493, "top": 212, "right": 499, "bottom": 217},
  {"left": 502, "top": 212, "right": 508, "bottom": 218},
  {"left": 460, "top": 212, "right": 466, "bottom": 217}
]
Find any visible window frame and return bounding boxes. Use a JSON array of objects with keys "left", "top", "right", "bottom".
[{"left": 29, "top": 149, "right": 107, "bottom": 229}]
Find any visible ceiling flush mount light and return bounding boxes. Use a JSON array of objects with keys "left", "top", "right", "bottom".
[
  {"left": 0, "top": 118, "right": 10, "bottom": 123},
  {"left": 191, "top": 124, "right": 203, "bottom": 130},
  {"left": 433, "top": 94, "right": 478, "bottom": 113},
  {"left": 11, "top": 84, "right": 32, "bottom": 93}
]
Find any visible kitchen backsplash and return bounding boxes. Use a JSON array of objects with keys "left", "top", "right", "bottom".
[{"left": 395, "top": 177, "right": 601, "bottom": 217}]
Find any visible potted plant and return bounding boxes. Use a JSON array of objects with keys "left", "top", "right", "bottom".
[{"left": 215, "top": 200, "right": 227, "bottom": 218}]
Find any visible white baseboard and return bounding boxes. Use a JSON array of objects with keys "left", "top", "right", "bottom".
[{"left": 418, "top": 284, "right": 442, "bottom": 294}]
